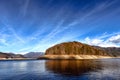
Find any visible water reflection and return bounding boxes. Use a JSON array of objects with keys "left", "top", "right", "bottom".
[
  {"left": 45, "top": 60, "right": 102, "bottom": 76},
  {"left": 0, "top": 59, "right": 120, "bottom": 80}
]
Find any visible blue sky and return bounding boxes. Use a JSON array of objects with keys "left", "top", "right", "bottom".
[{"left": 0, "top": 0, "right": 120, "bottom": 54}]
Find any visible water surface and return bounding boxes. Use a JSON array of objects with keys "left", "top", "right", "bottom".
[{"left": 0, "top": 59, "right": 120, "bottom": 80}]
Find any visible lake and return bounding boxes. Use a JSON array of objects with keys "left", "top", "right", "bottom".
[{"left": 0, "top": 59, "right": 120, "bottom": 80}]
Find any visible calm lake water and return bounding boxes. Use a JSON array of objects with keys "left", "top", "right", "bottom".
[{"left": 0, "top": 59, "right": 120, "bottom": 80}]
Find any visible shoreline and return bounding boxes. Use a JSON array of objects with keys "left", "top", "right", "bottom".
[
  {"left": 0, "top": 58, "right": 36, "bottom": 60},
  {"left": 0, "top": 55, "right": 120, "bottom": 60},
  {"left": 38, "top": 55, "right": 119, "bottom": 60}
]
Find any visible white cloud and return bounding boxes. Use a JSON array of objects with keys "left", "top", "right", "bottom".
[
  {"left": 85, "top": 37, "right": 103, "bottom": 46},
  {"left": 108, "top": 34, "right": 120, "bottom": 43},
  {"left": 84, "top": 33, "right": 120, "bottom": 47}
]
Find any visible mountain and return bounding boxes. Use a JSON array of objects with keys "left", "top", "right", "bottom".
[
  {"left": 24, "top": 52, "right": 44, "bottom": 58},
  {"left": 93, "top": 46, "right": 120, "bottom": 57},
  {"left": 0, "top": 52, "right": 25, "bottom": 59},
  {"left": 45, "top": 41, "right": 108, "bottom": 56},
  {"left": 0, "top": 52, "right": 11, "bottom": 58},
  {"left": 13, "top": 54, "right": 25, "bottom": 58},
  {"left": 38, "top": 41, "right": 111, "bottom": 59}
]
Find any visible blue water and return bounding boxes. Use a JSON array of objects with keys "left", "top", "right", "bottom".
[{"left": 0, "top": 59, "right": 120, "bottom": 80}]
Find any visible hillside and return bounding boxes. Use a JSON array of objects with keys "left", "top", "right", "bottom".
[
  {"left": 38, "top": 41, "right": 112, "bottom": 59},
  {"left": 45, "top": 41, "right": 108, "bottom": 56}
]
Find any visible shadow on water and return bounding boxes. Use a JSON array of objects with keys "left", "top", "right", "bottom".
[{"left": 45, "top": 60, "right": 102, "bottom": 76}]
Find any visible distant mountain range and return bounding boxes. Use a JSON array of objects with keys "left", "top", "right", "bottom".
[
  {"left": 93, "top": 46, "right": 120, "bottom": 57},
  {"left": 0, "top": 52, "right": 44, "bottom": 59},
  {"left": 0, "top": 52, "right": 25, "bottom": 59},
  {"left": 24, "top": 52, "right": 44, "bottom": 58}
]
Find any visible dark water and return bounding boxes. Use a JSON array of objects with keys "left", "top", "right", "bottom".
[{"left": 0, "top": 59, "right": 120, "bottom": 80}]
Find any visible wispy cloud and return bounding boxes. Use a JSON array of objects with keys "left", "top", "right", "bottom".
[
  {"left": 18, "top": 47, "right": 33, "bottom": 52},
  {"left": 68, "top": 0, "right": 118, "bottom": 27},
  {"left": 1, "top": 19, "right": 25, "bottom": 43},
  {"left": 0, "top": 38, "right": 8, "bottom": 46},
  {"left": 0, "top": 0, "right": 120, "bottom": 53},
  {"left": 40, "top": 20, "right": 65, "bottom": 42},
  {"left": 29, "top": 1, "right": 120, "bottom": 52},
  {"left": 0, "top": 19, "right": 26, "bottom": 52},
  {"left": 0, "top": 28, "right": 10, "bottom": 46},
  {"left": 7, "top": 26, "right": 25, "bottom": 43},
  {"left": 21, "top": 0, "right": 30, "bottom": 17}
]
